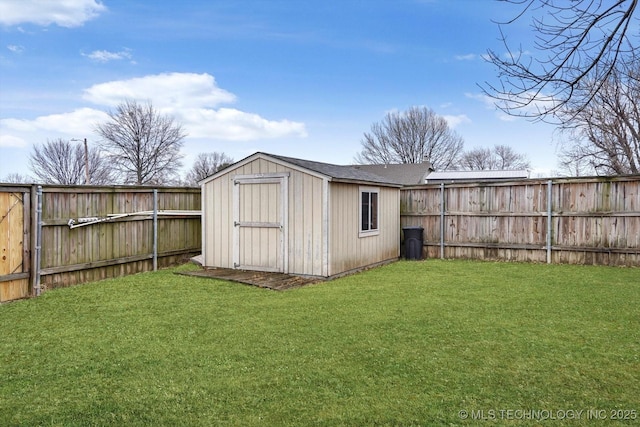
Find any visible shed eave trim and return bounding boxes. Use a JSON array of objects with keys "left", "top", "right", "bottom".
[{"left": 330, "top": 178, "right": 403, "bottom": 188}]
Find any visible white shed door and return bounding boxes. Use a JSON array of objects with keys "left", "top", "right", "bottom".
[{"left": 233, "top": 174, "right": 288, "bottom": 273}]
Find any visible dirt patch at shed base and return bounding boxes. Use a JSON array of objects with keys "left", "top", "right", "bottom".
[{"left": 176, "top": 268, "right": 325, "bottom": 290}]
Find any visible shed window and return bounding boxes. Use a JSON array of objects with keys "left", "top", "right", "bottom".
[{"left": 360, "top": 187, "right": 379, "bottom": 236}]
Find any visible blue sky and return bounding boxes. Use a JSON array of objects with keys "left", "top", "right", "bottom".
[{"left": 0, "top": 0, "right": 561, "bottom": 180}]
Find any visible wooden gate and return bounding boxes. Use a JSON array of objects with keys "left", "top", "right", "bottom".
[
  {"left": 233, "top": 174, "right": 289, "bottom": 273},
  {"left": 0, "top": 187, "right": 32, "bottom": 302}
]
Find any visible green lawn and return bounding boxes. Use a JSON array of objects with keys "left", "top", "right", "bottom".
[{"left": 1, "top": 260, "right": 639, "bottom": 426}]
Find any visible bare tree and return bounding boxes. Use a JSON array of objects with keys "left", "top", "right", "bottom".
[
  {"left": 354, "top": 106, "right": 464, "bottom": 169},
  {"left": 493, "top": 144, "right": 531, "bottom": 169},
  {"left": 459, "top": 147, "right": 493, "bottom": 170},
  {"left": 185, "top": 152, "right": 234, "bottom": 185},
  {"left": 556, "top": 143, "right": 595, "bottom": 177},
  {"left": 1, "top": 173, "right": 31, "bottom": 183},
  {"left": 460, "top": 144, "right": 531, "bottom": 170},
  {"left": 484, "top": 0, "right": 639, "bottom": 122},
  {"left": 28, "top": 139, "right": 114, "bottom": 185},
  {"left": 558, "top": 59, "right": 640, "bottom": 175},
  {"left": 95, "top": 100, "right": 186, "bottom": 185}
]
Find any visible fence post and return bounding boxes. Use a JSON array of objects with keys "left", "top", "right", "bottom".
[
  {"left": 34, "top": 185, "right": 42, "bottom": 296},
  {"left": 440, "top": 183, "right": 445, "bottom": 259},
  {"left": 547, "top": 180, "right": 553, "bottom": 264},
  {"left": 153, "top": 189, "right": 158, "bottom": 271}
]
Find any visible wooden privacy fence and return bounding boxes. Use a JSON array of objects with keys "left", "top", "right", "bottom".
[
  {"left": 1, "top": 185, "right": 201, "bottom": 302},
  {"left": 401, "top": 176, "right": 640, "bottom": 266}
]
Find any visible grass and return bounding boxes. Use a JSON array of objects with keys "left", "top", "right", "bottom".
[{"left": 1, "top": 260, "right": 639, "bottom": 426}]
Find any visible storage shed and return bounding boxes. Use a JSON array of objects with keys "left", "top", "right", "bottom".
[{"left": 200, "top": 152, "right": 402, "bottom": 278}]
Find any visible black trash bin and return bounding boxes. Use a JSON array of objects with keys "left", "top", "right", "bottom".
[{"left": 403, "top": 226, "right": 424, "bottom": 260}]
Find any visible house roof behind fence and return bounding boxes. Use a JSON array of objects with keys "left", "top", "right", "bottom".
[{"left": 424, "top": 169, "right": 530, "bottom": 183}]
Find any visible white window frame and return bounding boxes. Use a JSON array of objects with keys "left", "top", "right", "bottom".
[{"left": 359, "top": 186, "right": 380, "bottom": 237}]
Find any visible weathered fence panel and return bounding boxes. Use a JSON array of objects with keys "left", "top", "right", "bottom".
[
  {"left": 1, "top": 185, "right": 201, "bottom": 302},
  {"left": 551, "top": 179, "right": 640, "bottom": 265},
  {"left": 0, "top": 186, "right": 33, "bottom": 302},
  {"left": 38, "top": 186, "right": 201, "bottom": 291},
  {"left": 401, "top": 176, "right": 640, "bottom": 266}
]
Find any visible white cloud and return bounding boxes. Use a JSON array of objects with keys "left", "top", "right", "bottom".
[
  {"left": 496, "top": 112, "right": 519, "bottom": 122},
  {"left": 7, "top": 44, "right": 24, "bottom": 53},
  {"left": 82, "top": 72, "right": 308, "bottom": 140},
  {"left": 0, "top": 134, "right": 27, "bottom": 148},
  {"left": 83, "top": 49, "right": 132, "bottom": 63},
  {"left": 504, "top": 49, "right": 532, "bottom": 60},
  {"left": 466, "top": 92, "right": 512, "bottom": 120},
  {"left": 442, "top": 114, "right": 471, "bottom": 128},
  {"left": 1, "top": 108, "right": 109, "bottom": 138},
  {"left": 1, "top": 73, "right": 306, "bottom": 147},
  {"left": 0, "top": 0, "right": 106, "bottom": 28},
  {"left": 179, "top": 108, "right": 308, "bottom": 140},
  {"left": 83, "top": 72, "right": 237, "bottom": 108},
  {"left": 465, "top": 92, "right": 493, "bottom": 106},
  {"left": 455, "top": 53, "right": 477, "bottom": 61}
]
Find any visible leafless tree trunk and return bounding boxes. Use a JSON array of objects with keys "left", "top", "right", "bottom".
[
  {"left": 484, "top": 0, "right": 638, "bottom": 122},
  {"left": 95, "top": 100, "right": 186, "bottom": 185},
  {"left": 28, "top": 139, "right": 114, "bottom": 185},
  {"left": 558, "top": 59, "right": 640, "bottom": 175},
  {"left": 185, "top": 152, "right": 234, "bottom": 185},
  {"left": 354, "top": 106, "right": 464, "bottom": 170},
  {"left": 460, "top": 144, "right": 531, "bottom": 170}
]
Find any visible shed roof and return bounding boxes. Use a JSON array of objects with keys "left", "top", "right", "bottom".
[
  {"left": 268, "top": 153, "right": 403, "bottom": 186},
  {"left": 352, "top": 163, "right": 433, "bottom": 186},
  {"left": 201, "top": 152, "right": 403, "bottom": 187}
]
